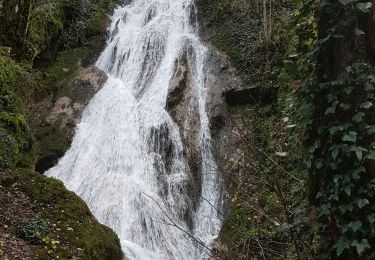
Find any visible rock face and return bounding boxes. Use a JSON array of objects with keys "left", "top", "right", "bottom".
[
  {"left": 165, "top": 40, "right": 241, "bottom": 205},
  {"left": 33, "top": 66, "right": 107, "bottom": 173},
  {"left": 204, "top": 47, "right": 243, "bottom": 199},
  {"left": 165, "top": 43, "right": 202, "bottom": 201},
  {"left": 46, "top": 66, "right": 107, "bottom": 128}
]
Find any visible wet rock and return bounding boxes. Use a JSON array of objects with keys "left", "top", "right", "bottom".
[
  {"left": 33, "top": 66, "right": 107, "bottom": 173},
  {"left": 165, "top": 42, "right": 242, "bottom": 214},
  {"left": 166, "top": 43, "right": 202, "bottom": 202}
]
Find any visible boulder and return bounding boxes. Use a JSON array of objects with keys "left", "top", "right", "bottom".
[{"left": 33, "top": 66, "right": 107, "bottom": 173}]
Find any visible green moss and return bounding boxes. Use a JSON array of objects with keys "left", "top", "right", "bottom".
[
  {"left": 0, "top": 169, "right": 123, "bottom": 259},
  {"left": 0, "top": 54, "right": 37, "bottom": 169},
  {"left": 42, "top": 47, "right": 88, "bottom": 96}
]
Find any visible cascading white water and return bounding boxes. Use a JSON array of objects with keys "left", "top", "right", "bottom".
[{"left": 46, "top": 0, "right": 222, "bottom": 259}]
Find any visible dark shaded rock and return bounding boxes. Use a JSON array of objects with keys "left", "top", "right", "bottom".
[{"left": 225, "top": 86, "right": 278, "bottom": 106}]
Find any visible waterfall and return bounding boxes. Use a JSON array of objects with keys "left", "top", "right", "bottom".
[{"left": 46, "top": 0, "right": 223, "bottom": 259}]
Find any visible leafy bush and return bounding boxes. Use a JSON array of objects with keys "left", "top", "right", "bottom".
[{"left": 16, "top": 219, "right": 49, "bottom": 244}]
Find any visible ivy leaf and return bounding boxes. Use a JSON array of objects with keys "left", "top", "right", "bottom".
[
  {"left": 331, "top": 146, "right": 339, "bottom": 160},
  {"left": 368, "top": 214, "right": 375, "bottom": 224},
  {"left": 356, "top": 198, "right": 369, "bottom": 208},
  {"left": 354, "top": 28, "right": 365, "bottom": 36},
  {"left": 356, "top": 147, "right": 365, "bottom": 161},
  {"left": 335, "top": 237, "right": 349, "bottom": 256},
  {"left": 329, "top": 126, "right": 344, "bottom": 134},
  {"left": 368, "top": 74, "right": 375, "bottom": 83},
  {"left": 352, "top": 112, "right": 365, "bottom": 123},
  {"left": 360, "top": 101, "right": 372, "bottom": 109},
  {"left": 367, "top": 150, "right": 375, "bottom": 160},
  {"left": 325, "top": 106, "right": 336, "bottom": 115},
  {"left": 342, "top": 131, "right": 357, "bottom": 142},
  {"left": 344, "top": 186, "right": 351, "bottom": 196},
  {"left": 339, "top": 0, "right": 352, "bottom": 5},
  {"left": 356, "top": 2, "right": 373, "bottom": 13},
  {"left": 348, "top": 220, "right": 362, "bottom": 232},
  {"left": 350, "top": 167, "right": 365, "bottom": 180},
  {"left": 350, "top": 146, "right": 367, "bottom": 161},
  {"left": 339, "top": 103, "right": 351, "bottom": 110},
  {"left": 351, "top": 239, "right": 370, "bottom": 254},
  {"left": 366, "top": 125, "right": 375, "bottom": 134}
]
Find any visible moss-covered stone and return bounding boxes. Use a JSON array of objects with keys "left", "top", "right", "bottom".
[
  {"left": 0, "top": 54, "right": 38, "bottom": 169},
  {"left": 0, "top": 169, "right": 123, "bottom": 259}
]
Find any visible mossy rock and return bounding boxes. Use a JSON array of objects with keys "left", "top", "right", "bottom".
[
  {"left": 0, "top": 169, "right": 123, "bottom": 259},
  {"left": 0, "top": 54, "right": 38, "bottom": 169}
]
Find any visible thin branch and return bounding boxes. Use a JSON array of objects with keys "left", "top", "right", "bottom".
[{"left": 142, "top": 192, "right": 223, "bottom": 259}]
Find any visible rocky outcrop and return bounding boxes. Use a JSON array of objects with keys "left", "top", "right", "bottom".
[
  {"left": 204, "top": 47, "right": 243, "bottom": 198},
  {"left": 32, "top": 66, "right": 107, "bottom": 173},
  {"left": 46, "top": 67, "right": 107, "bottom": 127},
  {"left": 165, "top": 39, "right": 242, "bottom": 207},
  {"left": 166, "top": 43, "right": 203, "bottom": 200}
]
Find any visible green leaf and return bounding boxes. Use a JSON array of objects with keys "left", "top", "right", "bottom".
[
  {"left": 339, "top": 0, "right": 351, "bottom": 4},
  {"left": 329, "top": 126, "right": 344, "bottom": 134},
  {"left": 350, "top": 167, "right": 365, "bottom": 180},
  {"left": 352, "top": 112, "right": 365, "bottom": 123},
  {"left": 342, "top": 131, "right": 357, "bottom": 142},
  {"left": 356, "top": 198, "right": 369, "bottom": 208},
  {"left": 351, "top": 146, "right": 367, "bottom": 161},
  {"left": 335, "top": 237, "right": 349, "bottom": 256},
  {"left": 325, "top": 106, "right": 336, "bottom": 115},
  {"left": 360, "top": 101, "right": 372, "bottom": 109},
  {"left": 355, "top": 28, "right": 365, "bottom": 36},
  {"left": 348, "top": 220, "right": 362, "bottom": 232},
  {"left": 351, "top": 239, "right": 370, "bottom": 254},
  {"left": 356, "top": 2, "right": 373, "bottom": 13},
  {"left": 367, "top": 150, "right": 375, "bottom": 160},
  {"left": 332, "top": 146, "right": 339, "bottom": 160},
  {"left": 366, "top": 125, "right": 375, "bottom": 134},
  {"left": 367, "top": 214, "right": 375, "bottom": 224},
  {"left": 344, "top": 186, "right": 351, "bottom": 196},
  {"left": 339, "top": 103, "right": 351, "bottom": 110}
]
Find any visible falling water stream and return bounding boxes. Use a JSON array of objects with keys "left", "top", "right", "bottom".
[{"left": 46, "top": 0, "right": 222, "bottom": 259}]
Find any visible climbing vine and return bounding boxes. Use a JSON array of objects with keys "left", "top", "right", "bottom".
[{"left": 286, "top": 0, "right": 375, "bottom": 258}]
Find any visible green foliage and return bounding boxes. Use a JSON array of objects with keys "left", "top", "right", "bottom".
[
  {"left": 222, "top": 103, "right": 304, "bottom": 259},
  {"left": 196, "top": 0, "right": 294, "bottom": 88},
  {"left": 16, "top": 219, "right": 49, "bottom": 244},
  {"left": 0, "top": 55, "right": 37, "bottom": 169},
  {"left": 284, "top": 0, "right": 375, "bottom": 258},
  {"left": 0, "top": 0, "right": 116, "bottom": 61}
]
